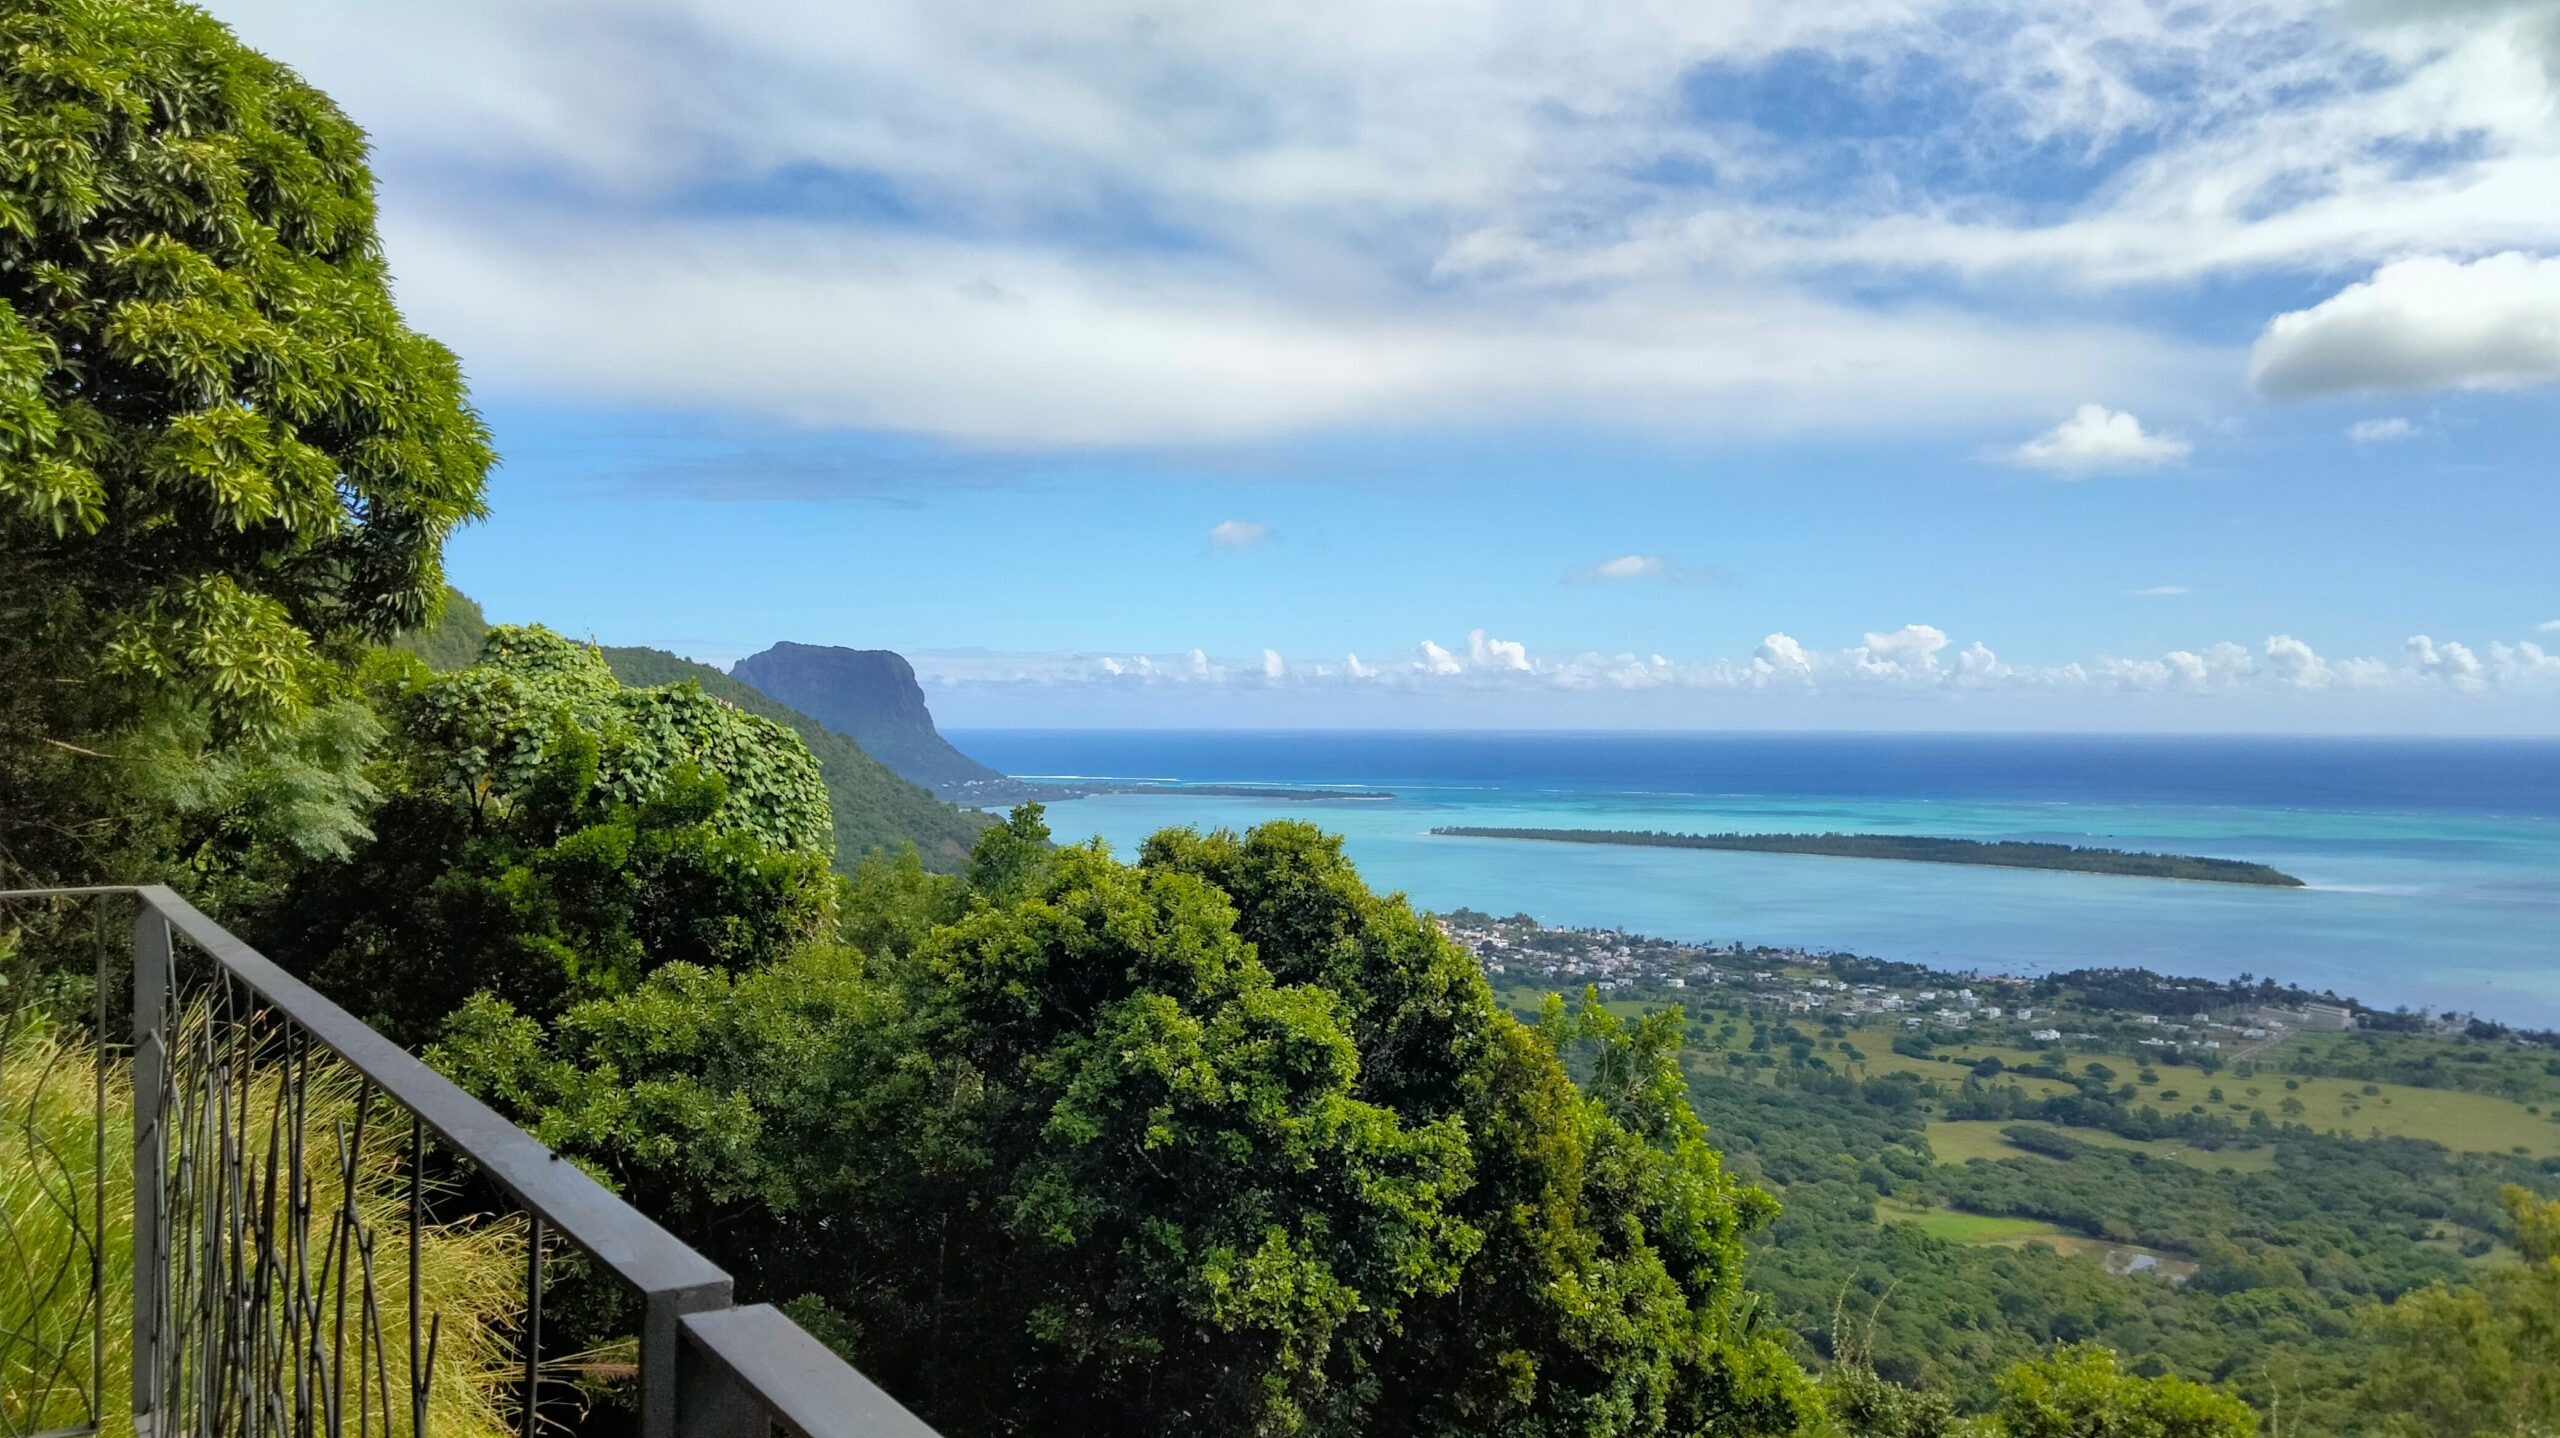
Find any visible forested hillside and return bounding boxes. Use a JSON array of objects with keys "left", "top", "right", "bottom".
[
  {"left": 1465, "top": 929, "right": 2560, "bottom": 1435},
  {"left": 394, "top": 588, "right": 492, "bottom": 670}
]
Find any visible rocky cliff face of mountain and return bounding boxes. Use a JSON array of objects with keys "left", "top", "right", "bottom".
[{"left": 730, "top": 642, "right": 1021, "bottom": 800}]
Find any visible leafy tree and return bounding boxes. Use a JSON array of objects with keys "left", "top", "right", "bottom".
[
  {"left": 1986, "top": 1344, "right": 2255, "bottom": 1437},
  {"left": 0, "top": 0, "right": 491, "bottom": 881},
  {"left": 142, "top": 692, "right": 383, "bottom": 910},
  {"left": 1142, "top": 822, "right": 1817, "bottom": 1436},
  {"left": 2358, "top": 1185, "right": 2560, "bottom": 1437},
  {"left": 265, "top": 627, "right": 833, "bottom": 1041},
  {"left": 439, "top": 815, "right": 1823, "bottom": 1437}
]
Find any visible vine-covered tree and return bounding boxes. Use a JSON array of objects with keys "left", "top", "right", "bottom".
[
  {"left": 0, "top": 0, "right": 492, "bottom": 882},
  {"left": 266, "top": 627, "right": 833, "bottom": 1042}
]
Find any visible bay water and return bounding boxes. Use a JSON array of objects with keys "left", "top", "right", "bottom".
[{"left": 946, "top": 731, "right": 2560, "bottom": 1026}]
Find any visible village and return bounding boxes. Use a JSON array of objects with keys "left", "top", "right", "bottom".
[{"left": 1433, "top": 907, "right": 2361, "bottom": 1062}]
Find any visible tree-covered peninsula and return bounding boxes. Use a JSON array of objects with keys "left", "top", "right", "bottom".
[{"left": 1431, "top": 828, "right": 2306, "bottom": 887}]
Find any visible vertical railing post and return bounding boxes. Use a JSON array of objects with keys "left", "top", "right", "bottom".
[
  {"left": 130, "top": 903, "right": 172, "bottom": 1432},
  {"left": 672, "top": 1323, "right": 762, "bottom": 1438},
  {"left": 648, "top": 1283, "right": 735, "bottom": 1438}
]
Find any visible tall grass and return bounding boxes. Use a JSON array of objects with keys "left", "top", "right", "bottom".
[{"left": 2, "top": 1015, "right": 527, "bottom": 1438}]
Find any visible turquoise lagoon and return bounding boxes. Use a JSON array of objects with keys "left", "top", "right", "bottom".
[{"left": 945, "top": 732, "right": 2560, "bottom": 1026}]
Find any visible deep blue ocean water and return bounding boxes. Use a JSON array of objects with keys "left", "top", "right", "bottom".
[{"left": 944, "top": 731, "right": 2560, "bottom": 1025}]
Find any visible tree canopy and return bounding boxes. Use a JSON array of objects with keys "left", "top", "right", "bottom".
[
  {"left": 437, "top": 812, "right": 1823, "bottom": 1437},
  {"left": 0, "top": 0, "right": 491, "bottom": 881},
  {"left": 2359, "top": 1185, "right": 2560, "bottom": 1437},
  {"left": 1984, "top": 1344, "right": 2256, "bottom": 1438},
  {"left": 266, "top": 626, "right": 834, "bottom": 1042}
]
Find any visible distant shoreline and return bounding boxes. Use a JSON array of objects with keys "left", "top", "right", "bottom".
[
  {"left": 1430, "top": 827, "right": 2306, "bottom": 887},
  {"left": 1030, "top": 780, "right": 1397, "bottom": 802}
]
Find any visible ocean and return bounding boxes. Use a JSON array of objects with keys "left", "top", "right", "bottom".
[{"left": 942, "top": 731, "right": 2560, "bottom": 1026}]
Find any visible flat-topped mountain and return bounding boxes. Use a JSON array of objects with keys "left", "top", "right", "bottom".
[{"left": 731, "top": 642, "right": 1020, "bottom": 801}]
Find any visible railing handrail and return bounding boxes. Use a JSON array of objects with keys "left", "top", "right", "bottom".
[
  {"left": 680, "top": 1309, "right": 941, "bottom": 1438},
  {"left": 138, "top": 884, "right": 730, "bottom": 1300},
  {"left": 0, "top": 883, "right": 940, "bottom": 1438}
]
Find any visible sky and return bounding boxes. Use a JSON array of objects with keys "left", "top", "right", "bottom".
[{"left": 220, "top": 0, "right": 2560, "bottom": 730}]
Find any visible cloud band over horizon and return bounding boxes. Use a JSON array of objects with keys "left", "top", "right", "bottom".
[{"left": 905, "top": 623, "right": 2560, "bottom": 721}]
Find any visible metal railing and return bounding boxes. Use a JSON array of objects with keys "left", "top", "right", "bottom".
[{"left": 0, "top": 885, "right": 942, "bottom": 1438}]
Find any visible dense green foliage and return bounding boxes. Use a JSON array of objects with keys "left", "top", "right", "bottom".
[
  {"left": 2273, "top": 1027, "right": 2560, "bottom": 1102},
  {"left": 0, "top": 0, "right": 491, "bottom": 886},
  {"left": 437, "top": 814, "right": 1821, "bottom": 1437},
  {"left": 2360, "top": 1186, "right": 2560, "bottom": 1437},
  {"left": 392, "top": 591, "right": 995, "bottom": 871},
  {"left": 262, "top": 626, "right": 835, "bottom": 1042},
  {"left": 1434, "top": 830, "right": 2303, "bottom": 887},
  {"left": 600, "top": 644, "right": 990, "bottom": 870},
  {"left": 1984, "top": 1345, "right": 2255, "bottom": 1438}
]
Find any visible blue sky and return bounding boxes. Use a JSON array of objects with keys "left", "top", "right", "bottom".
[{"left": 222, "top": 0, "right": 2560, "bottom": 729}]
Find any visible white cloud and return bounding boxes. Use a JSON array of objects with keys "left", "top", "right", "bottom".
[
  {"left": 1418, "top": 640, "right": 1463, "bottom": 676},
  {"left": 2011, "top": 405, "right": 2190, "bottom": 474},
  {"left": 2347, "top": 417, "right": 2417, "bottom": 443},
  {"left": 206, "top": 0, "right": 2428, "bottom": 449},
  {"left": 2127, "top": 585, "right": 2191, "bottom": 597},
  {"left": 1564, "top": 553, "right": 1725, "bottom": 586},
  {"left": 1752, "top": 633, "right": 1814, "bottom": 679},
  {"left": 2264, "top": 634, "right": 2331, "bottom": 688},
  {"left": 1210, "top": 519, "right": 1274, "bottom": 550},
  {"left": 2540, "top": 619, "right": 2560, "bottom": 634},
  {"left": 2489, "top": 640, "right": 2560, "bottom": 685},
  {"left": 1260, "top": 647, "right": 1286, "bottom": 679},
  {"left": 1345, "top": 652, "right": 1374, "bottom": 679},
  {"left": 172, "top": 0, "right": 2560, "bottom": 491},
  {"left": 1955, "top": 642, "right": 2011, "bottom": 684},
  {"left": 1569, "top": 554, "right": 1666, "bottom": 582},
  {"left": 1610, "top": 9, "right": 2560, "bottom": 292},
  {"left": 2407, "top": 634, "right": 2485, "bottom": 689},
  {"left": 395, "top": 216, "right": 2214, "bottom": 446},
  {"left": 1857, "top": 624, "right": 1952, "bottom": 675},
  {"left": 1466, "top": 628, "right": 1532, "bottom": 671},
  {"left": 2253, "top": 253, "right": 2560, "bottom": 398}
]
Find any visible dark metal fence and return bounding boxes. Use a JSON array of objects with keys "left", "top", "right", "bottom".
[{"left": 0, "top": 886, "right": 940, "bottom": 1438}]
